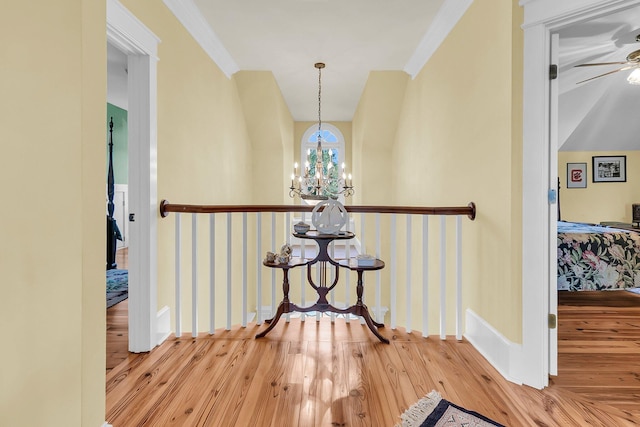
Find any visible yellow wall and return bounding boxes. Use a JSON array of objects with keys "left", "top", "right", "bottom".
[
  {"left": 0, "top": 1, "right": 106, "bottom": 426},
  {"left": 235, "top": 71, "right": 294, "bottom": 204},
  {"left": 352, "top": 71, "right": 409, "bottom": 206},
  {"left": 352, "top": 0, "right": 524, "bottom": 341},
  {"left": 117, "top": 2, "right": 290, "bottom": 331},
  {"left": 559, "top": 151, "right": 640, "bottom": 223},
  {"left": 0, "top": 1, "right": 527, "bottom": 424}
]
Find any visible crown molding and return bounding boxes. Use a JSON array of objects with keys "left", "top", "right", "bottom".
[
  {"left": 163, "top": 0, "right": 239, "bottom": 78},
  {"left": 404, "top": 0, "right": 473, "bottom": 79},
  {"left": 520, "top": 0, "right": 640, "bottom": 28}
]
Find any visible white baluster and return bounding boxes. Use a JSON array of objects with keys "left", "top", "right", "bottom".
[
  {"left": 406, "top": 214, "right": 412, "bottom": 333},
  {"left": 175, "top": 213, "right": 182, "bottom": 338},
  {"left": 390, "top": 214, "right": 397, "bottom": 330},
  {"left": 286, "top": 211, "right": 291, "bottom": 245},
  {"left": 456, "top": 215, "right": 462, "bottom": 341},
  {"left": 271, "top": 213, "right": 276, "bottom": 318},
  {"left": 209, "top": 213, "right": 216, "bottom": 334},
  {"left": 345, "top": 212, "right": 351, "bottom": 323},
  {"left": 360, "top": 213, "right": 366, "bottom": 255},
  {"left": 300, "top": 211, "right": 306, "bottom": 322},
  {"left": 330, "top": 238, "right": 335, "bottom": 323},
  {"left": 286, "top": 211, "right": 291, "bottom": 323},
  {"left": 422, "top": 215, "right": 429, "bottom": 338},
  {"left": 440, "top": 215, "right": 446, "bottom": 340},
  {"left": 192, "top": 213, "right": 198, "bottom": 338},
  {"left": 256, "top": 212, "right": 262, "bottom": 325},
  {"left": 242, "top": 212, "right": 247, "bottom": 328},
  {"left": 226, "top": 213, "right": 232, "bottom": 331},
  {"left": 316, "top": 263, "right": 321, "bottom": 322},
  {"left": 375, "top": 213, "right": 381, "bottom": 324}
]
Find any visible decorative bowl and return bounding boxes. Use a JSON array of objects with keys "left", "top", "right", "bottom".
[{"left": 294, "top": 221, "right": 311, "bottom": 234}]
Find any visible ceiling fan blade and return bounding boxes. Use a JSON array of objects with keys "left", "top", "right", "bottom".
[
  {"left": 576, "top": 65, "right": 635, "bottom": 84},
  {"left": 574, "top": 61, "right": 629, "bottom": 67}
]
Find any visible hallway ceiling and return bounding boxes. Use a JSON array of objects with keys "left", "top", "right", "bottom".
[
  {"left": 189, "top": 0, "right": 447, "bottom": 121},
  {"left": 557, "top": 4, "right": 640, "bottom": 151}
]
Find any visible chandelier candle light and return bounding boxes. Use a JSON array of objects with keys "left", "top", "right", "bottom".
[{"left": 289, "top": 63, "right": 354, "bottom": 201}]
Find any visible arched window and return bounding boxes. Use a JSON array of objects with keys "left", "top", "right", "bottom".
[{"left": 300, "top": 123, "right": 346, "bottom": 197}]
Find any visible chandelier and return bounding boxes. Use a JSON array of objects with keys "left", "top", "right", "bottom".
[{"left": 289, "top": 63, "right": 354, "bottom": 201}]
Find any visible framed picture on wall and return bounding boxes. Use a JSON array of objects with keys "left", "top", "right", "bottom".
[
  {"left": 566, "top": 162, "right": 587, "bottom": 188},
  {"left": 592, "top": 155, "right": 626, "bottom": 183}
]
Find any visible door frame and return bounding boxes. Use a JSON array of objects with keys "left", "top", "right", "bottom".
[
  {"left": 520, "top": 0, "right": 640, "bottom": 388},
  {"left": 107, "top": 0, "right": 161, "bottom": 352}
]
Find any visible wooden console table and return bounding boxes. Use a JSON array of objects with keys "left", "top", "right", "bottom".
[{"left": 256, "top": 230, "right": 389, "bottom": 343}]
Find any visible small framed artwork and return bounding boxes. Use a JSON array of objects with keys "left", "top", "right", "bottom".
[
  {"left": 592, "top": 155, "right": 626, "bottom": 183},
  {"left": 566, "top": 163, "right": 587, "bottom": 188}
]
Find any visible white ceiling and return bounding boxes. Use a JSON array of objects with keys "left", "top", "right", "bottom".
[
  {"left": 557, "top": 4, "right": 640, "bottom": 151},
  {"left": 190, "top": 0, "right": 447, "bottom": 121},
  {"left": 108, "top": 2, "right": 640, "bottom": 152}
]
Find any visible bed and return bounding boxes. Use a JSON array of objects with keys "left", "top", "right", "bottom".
[{"left": 557, "top": 221, "right": 640, "bottom": 291}]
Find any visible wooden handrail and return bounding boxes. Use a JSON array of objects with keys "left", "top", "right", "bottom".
[{"left": 160, "top": 200, "right": 476, "bottom": 220}]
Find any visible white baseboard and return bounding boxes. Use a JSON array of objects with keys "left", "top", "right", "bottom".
[
  {"left": 463, "top": 309, "right": 522, "bottom": 385},
  {"left": 156, "top": 306, "right": 171, "bottom": 345}
]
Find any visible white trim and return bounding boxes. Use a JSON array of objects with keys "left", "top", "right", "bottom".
[
  {"left": 107, "top": 0, "right": 159, "bottom": 58},
  {"left": 404, "top": 0, "right": 473, "bottom": 78},
  {"left": 520, "top": 0, "right": 640, "bottom": 389},
  {"left": 162, "top": 0, "right": 239, "bottom": 78},
  {"left": 156, "top": 306, "right": 171, "bottom": 345},
  {"left": 300, "top": 123, "right": 346, "bottom": 164},
  {"left": 464, "top": 310, "right": 522, "bottom": 385},
  {"left": 520, "top": 0, "right": 634, "bottom": 29},
  {"left": 107, "top": 0, "right": 162, "bottom": 353}
]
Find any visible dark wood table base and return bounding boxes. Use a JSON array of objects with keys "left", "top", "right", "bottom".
[{"left": 256, "top": 255, "right": 388, "bottom": 343}]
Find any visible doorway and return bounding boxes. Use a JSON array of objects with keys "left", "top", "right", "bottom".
[
  {"left": 520, "top": 0, "right": 640, "bottom": 390},
  {"left": 107, "top": 0, "right": 161, "bottom": 354}
]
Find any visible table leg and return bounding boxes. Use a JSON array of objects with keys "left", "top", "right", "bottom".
[
  {"left": 354, "top": 271, "right": 389, "bottom": 343},
  {"left": 256, "top": 268, "right": 291, "bottom": 339}
]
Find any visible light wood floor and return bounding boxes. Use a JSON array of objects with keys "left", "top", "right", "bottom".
[
  {"left": 106, "top": 291, "right": 640, "bottom": 426},
  {"left": 554, "top": 290, "right": 640, "bottom": 414},
  {"left": 106, "top": 248, "right": 129, "bottom": 373},
  {"left": 106, "top": 299, "right": 130, "bottom": 373}
]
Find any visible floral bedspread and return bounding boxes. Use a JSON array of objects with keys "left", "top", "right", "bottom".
[{"left": 558, "top": 221, "right": 640, "bottom": 291}]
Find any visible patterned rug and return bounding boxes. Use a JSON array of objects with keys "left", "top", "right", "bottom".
[
  {"left": 106, "top": 269, "right": 128, "bottom": 308},
  {"left": 397, "top": 391, "right": 504, "bottom": 427}
]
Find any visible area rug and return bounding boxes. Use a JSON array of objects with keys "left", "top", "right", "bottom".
[
  {"left": 106, "top": 269, "right": 128, "bottom": 308},
  {"left": 397, "top": 391, "right": 504, "bottom": 427}
]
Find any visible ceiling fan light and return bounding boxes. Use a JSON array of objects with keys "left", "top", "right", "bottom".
[{"left": 627, "top": 68, "right": 640, "bottom": 85}]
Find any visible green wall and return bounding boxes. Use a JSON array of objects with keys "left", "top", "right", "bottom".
[{"left": 107, "top": 103, "right": 128, "bottom": 185}]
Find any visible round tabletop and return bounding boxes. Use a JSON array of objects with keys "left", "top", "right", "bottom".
[
  {"left": 263, "top": 257, "right": 309, "bottom": 269},
  {"left": 338, "top": 258, "right": 385, "bottom": 271},
  {"left": 293, "top": 230, "right": 355, "bottom": 240}
]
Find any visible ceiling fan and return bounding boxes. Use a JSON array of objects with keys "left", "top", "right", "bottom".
[{"left": 574, "top": 48, "right": 640, "bottom": 84}]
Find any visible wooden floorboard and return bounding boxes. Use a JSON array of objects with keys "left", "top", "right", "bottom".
[
  {"left": 105, "top": 314, "right": 640, "bottom": 426},
  {"left": 105, "top": 283, "right": 640, "bottom": 425},
  {"left": 556, "top": 290, "right": 640, "bottom": 416},
  {"left": 106, "top": 248, "right": 129, "bottom": 374}
]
